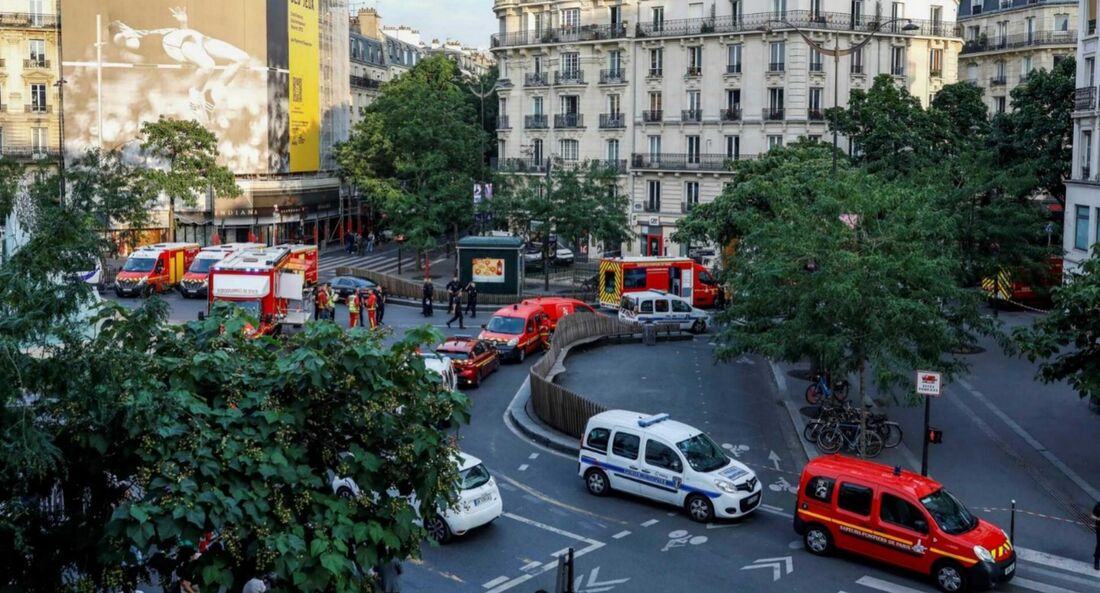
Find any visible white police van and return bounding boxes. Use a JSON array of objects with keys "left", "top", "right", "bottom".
[
  {"left": 578, "top": 410, "right": 762, "bottom": 522},
  {"left": 618, "top": 290, "right": 710, "bottom": 334}
]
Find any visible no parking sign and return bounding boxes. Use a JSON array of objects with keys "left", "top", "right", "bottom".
[{"left": 916, "top": 370, "right": 942, "bottom": 397}]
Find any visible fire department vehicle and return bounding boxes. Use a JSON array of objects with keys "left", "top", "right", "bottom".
[
  {"left": 284, "top": 244, "right": 319, "bottom": 286},
  {"left": 478, "top": 303, "right": 551, "bottom": 362},
  {"left": 982, "top": 256, "right": 1063, "bottom": 307},
  {"left": 114, "top": 242, "right": 200, "bottom": 298},
  {"left": 206, "top": 245, "right": 317, "bottom": 336},
  {"left": 519, "top": 296, "right": 599, "bottom": 330},
  {"left": 178, "top": 243, "right": 264, "bottom": 299},
  {"left": 597, "top": 256, "right": 719, "bottom": 309}
]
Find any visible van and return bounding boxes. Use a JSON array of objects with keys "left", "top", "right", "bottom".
[
  {"left": 618, "top": 290, "right": 710, "bottom": 334},
  {"left": 520, "top": 296, "right": 599, "bottom": 330},
  {"left": 578, "top": 410, "right": 761, "bottom": 522},
  {"left": 478, "top": 303, "right": 551, "bottom": 362},
  {"left": 794, "top": 456, "right": 1015, "bottom": 592},
  {"left": 115, "top": 242, "right": 200, "bottom": 297}
]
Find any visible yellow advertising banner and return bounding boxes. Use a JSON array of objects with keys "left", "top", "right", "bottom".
[{"left": 288, "top": 0, "right": 320, "bottom": 172}]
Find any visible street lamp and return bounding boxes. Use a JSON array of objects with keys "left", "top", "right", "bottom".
[
  {"left": 272, "top": 204, "right": 281, "bottom": 246},
  {"left": 762, "top": 17, "right": 920, "bottom": 175}
]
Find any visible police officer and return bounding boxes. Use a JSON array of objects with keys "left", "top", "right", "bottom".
[
  {"left": 446, "top": 289, "right": 465, "bottom": 329},
  {"left": 422, "top": 279, "right": 434, "bottom": 317},
  {"left": 375, "top": 287, "right": 386, "bottom": 324},
  {"left": 464, "top": 282, "right": 478, "bottom": 318},
  {"left": 445, "top": 275, "right": 461, "bottom": 312}
]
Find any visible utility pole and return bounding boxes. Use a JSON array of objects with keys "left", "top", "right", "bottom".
[{"left": 544, "top": 157, "right": 551, "bottom": 292}]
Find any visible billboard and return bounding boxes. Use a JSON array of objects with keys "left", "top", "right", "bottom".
[
  {"left": 61, "top": 0, "right": 320, "bottom": 175},
  {"left": 288, "top": 0, "right": 320, "bottom": 172},
  {"left": 472, "top": 258, "right": 505, "bottom": 284}
]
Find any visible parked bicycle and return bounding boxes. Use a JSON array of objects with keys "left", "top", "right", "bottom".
[
  {"left": 816, "top": 421, "right": 885, "bottom": 458},
  {"left": 804, "top": 401, "right": 902, "bottom": 449},
  {"left": 804, "top": 371, "right": 850, "bottom": 405}
]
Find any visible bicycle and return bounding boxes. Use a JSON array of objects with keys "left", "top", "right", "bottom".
[
  {"left": 816, "top": 422, "right": 884, "bottom": 458},
  {"left": 805, "top": 371, "right": 850, "bottom": 405}
]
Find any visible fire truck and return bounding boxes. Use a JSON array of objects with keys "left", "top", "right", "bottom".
[
  {"left": 178, "top": 243, "right": 265, "bottom": 299},
  {"left": 206, "top": 244, "right": 318, "bottom": 336},
  {"left": 114, "top": 242, "right": 200, "bottom": 298},
  {"left": 597, "top": 256, "right": 720, "bottom": 309},
  {"left": 284, "top": 244, "right": 319, "bottom": 285}
]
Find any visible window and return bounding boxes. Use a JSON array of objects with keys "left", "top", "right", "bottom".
[
  {"left": 769, "top": 41, "right": 785, "bottom": 71},
  {"left": 532, "top": 139, "right": 543, "bottom": 163},
  {"left": 638, "top": 296, "right": 654, "bottom": 312},
  {"left": 995, "top": 96, "right": 1006, "bottom": 113},
  {"left": 772, "top": 0, "right": 787, "bottom": 17},
  {"left": 1054, "top": 13, "right": 1069, "bottom": 31},
  {"left": 809, "top": 48, "right": 823, "bottom": 71},
  {"left": 731, "top": 0, "right": 743, "bottom": 21},
  {"left": 851, "top": 0, "right": 864, "bottom": 23},
  {"left": 995, "top": 59, "right": 1006, "bottom": 78},
  {"left": 533, "top": 55, "right": 544, "bottom": 74},
  {"left": 881, "top": 493, "right": 928, "bottom": 533},
  {"left": 647, "top": 180, "right": 661, "bottom": 211},
  {"left": 930, "top": 5, "right": 942, "bottom": 28},
  {"left": 561, "top": 94, "right": 579, "bottom": 115},
  {"left": 30, "top": 83, "right": 46, "bottom": 111},
  {"left": 649, "top": 91, "right": 663, "bottom": 112},
  {"left": 609, "top": 50, "right": 622, "bottom": 74},
  {"left": 891, "top": 46, "right": 906, "bottom": 76},
  {"left": 498, "top": 139, "right": 506, "bottom": 158},
  {"left": 0, "top": 128, "right": 4, "bottom": 154},
  {"left": 930, "top": 49, "right": 943, "bottom": 75},
  {"left": 1025, "top": 16, "right": 1035, "bottom": 42},
  {"left": 1088, "top": 58, "right": 1096, "bottom": 86},
  {"left": 610, "top": 5, "right": 622, "bottom": 26},
  {"left": 626, "top": 268, "right": 649, "bottom": 289},
  {"left": 966, "top": 25, "right": 980, "bottom": 41},
  {"left": 608, "top": 94, "right": 621, "bottom": 116},
  {"left": 586, "top": 428, "right": 610, "bottom": 453},
  {"left": 727, "top": 44, "right": 742, "bottom": 74},
  {"left": 652, "top": 6, "right": 665, "bottom": 31},
  {"left": 29, "top": 0, "right": 43, "bottom": 25},
  {"left": 768, "top": 135, "right": 784, "bottom": 150},
  {"left": 837, "top": 482, "right": 873, "bottom": 516},
  {"left": 650, "top": 48, "right": 664, "bottom": 76},
  {"left": 31, "top": 127, "right": 46, "bottom": 155},
  {"left": 725, "top": 135, "right": 740, "bottom": 159},
  {"left": 967, "top": 62, "right": 978, "bottom": 82},
  {"left": 28, "top": 39, "right": 45, "bottom": 66},
  {"left": 685, "top": 181, "right": 700, "bottom": 208},
  {"left": 560, "top": 139, "right": 579, "bottom": 161},
  {"left": 805, "top": 476, "right": 835, "bottom": 502},
  {"left": 648, "top": 135, "right": 662, "bottom": 157},
  {"left": 686, "top": 136, "right": 700, "bottom": 163},
  {"left": 811, "top": 0, "right": 823, "bottom": 18},
  {"left": 726, "top": 88, "right": 741, "bottom": 109},
  {"left": 671, "top": 299, "right": 692, "bottom": 313},
  {"left": 851, "top": 47, "right": 864, "bottom": 73},
  {"left": 1076, "top": 205, "right": 1091, "bottom": 249},
  {"left": 562, "top": 52, "right": 579, "bottom": 76},
  {"left": 891, "top": 1, "right": 904, "bottom": 28},
  {"left": 645, "top": 440, "right": 682, "bottom": 472},
  {"left": 687, "top": 46, "right": 703, "bottom": 75},
  {"left": 532, "top": 96, "right": 544, "bottom": 115},
  {"left": 561, "top": 8, "right": 580, "bottom": 29},
  {"left": 612, "top": 432, "right": 640, "bottom": 459},
  {"left": 607, "top": 139, "right": 620, "bottom": 162},
  {"left": 655, "top": 299, "right": 670, "bottom": 313},
  {"left": 768, "top": 87, "right": 784, "bottom": 110},
  {"left": 687, "top": 90, "right": 701, "bottom": 112},
  {"left": 1021, "top": 56, "right": 1032, "bottom": 79},
  {"left": 809, "top": 87, "right": 823, "bottom": 112},
  {"left": 996, "top": 21, "right": 1008, "bottom": 44}
]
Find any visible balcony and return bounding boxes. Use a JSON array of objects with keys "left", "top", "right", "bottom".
[
  {"left": 525, "top": 72, "right": 549, "bottom": 87},
  {"left": 349, "top": 75, "right": 381, "bottom": 89},
  {"left": 851, "top": 64, "right": 865, "bottom": 74},
  {"left": 930, "top": 69, "right": 943, "bottom": 77},
  {"left": 1019, "top": 73, "right": 1031, "bottom": 83},
  {"left": 600, "top": 69, "right": 627, "bottom": 84},
  {"left": 491, "top": 157, "right": 548, "bottom": 173},
  {"left": 595, "top": 159, "right": 629, "bottom": 173},
  {"left": 497, "top": 115, "right": 511, "bottom": 129},
  {"left": 891, "top": 68, "right": 906, "bottom": 77},
  {"left": 25, "top": 104, "right": 52, "bottom": 114},
  {"left": 990, "top": 76, "right": 1007, "bottom": 86},
  {"left": 633, "top": 10, "right": 960, "bottom": 39},
  {"left": 491, "top": 22, "right": 628, "bottom": 48},
  {"left": 554, "top": 113, "right": 584, "bottom": 128},
  {"left": 960, "top": 31, "right": 1078, "bottom": 55},
  {"left": 648, "top": 67, "right": 663, "bottom": 78},
  {"left": 631, "top": 152, "right": 733, "bottom": 171},
  {"left": 525, "top": 114, "right": 549, "bottom": 129},
  {"left": 643, "top": 201, "right": 661, "bottom": 213},
  {"left": 496, "top": 78, "right": 514, "bottom": 89},
  {"left": 685, "top": 66, "right": 703, "bottom": 77},
  {"left": 726, "top": 64, "right": 742, "bottom": 74},
  {"left": 809, "top": 62, "right": 824, "bottom": 72},
  {"left": 721, "top": 107, "right": 743, "bottom": 121},
  {"left": 23, "top": 59, "right": 49, "bottom": 69},
  {"left": 1074, "top": 87, "right": 1096, "bottom": 111},
  {"left": 809, "top": 109, "right": 826, "bottom": 121},
  {"left": 554, "top": 70, "right": 586, "bottom": 85},
  {"left": 763, "top": 107, "right": 785, "bottom": 121},
  {"left": 681, "top": 109, "right": 703, "bottom": 123},
  {"left": 642, "top": 110, "right": 663, "bottom": 123},
  {"left": 768, "top": 62, "right": 786, "bottom": 73},
  {"left": 0, "top": 12, "right": 60, "bottom": 29},
  {"left": 0, "top": 145, "right": 60, "bottom": 161},
  {"left": 599, "top": 113, "right": 626, "bottom": 128}
]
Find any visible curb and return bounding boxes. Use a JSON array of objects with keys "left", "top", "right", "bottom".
[
  {"left": 505, "top": 376, "right": 580, "bottom": 456},
  {"left": 771, "top": 360, "right": 818, "bottom": 464}
]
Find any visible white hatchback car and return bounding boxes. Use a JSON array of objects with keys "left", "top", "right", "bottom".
[
  {"left": 578, "top": 411, "right": 761, "bottom": 522},
  {"left": 418, "top": 352, "right": 459, "bottom": 392},
  {"left": 330, "top": 451, "right": 502, "bottom": 543}
]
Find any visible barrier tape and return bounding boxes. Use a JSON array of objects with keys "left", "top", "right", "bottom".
[{"left": 976, "top": 507, "right": 1096, "bottom": 531}]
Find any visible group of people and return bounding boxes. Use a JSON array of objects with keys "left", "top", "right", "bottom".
[
  {"left": 313, "top": 283, "right": 387, "bottom": 329},
  {"left": 343, "top": 231, "right": 377, "bottom": 256},
  {"left": 420, "top": 275, "right": 478, "bottom": 329}
]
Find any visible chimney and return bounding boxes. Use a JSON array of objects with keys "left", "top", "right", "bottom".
[{"left": 357, "top": 8, "right": 381, "bottom": 40}]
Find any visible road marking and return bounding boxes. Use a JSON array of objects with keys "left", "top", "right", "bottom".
[
  {"left": 1018, "top": 547, "right": 1100, "bottom": 580},
  {"left": 1011, "top": 577, "right": 1082, "bottom": 593},
  {"left": 641, "top": 519, "right": 659, "bottom": 527},
  {"left": 761, "top": 503, "right": 786, "bottom": 513},
  {"left": 611, "top": 530, "right": 631, "bottom": 539},
  {"left": 661, "top": 529, "right": 707, "bottom": 552},
  {"left": 550, "top": 547, "right": 571, "bottom": 558},
  {"left": 768, "top": 450, "right": 781, "bottom": 470},
  {"left": 574, "top": 567, "right": 630, "bottom": 592},
  {"left": 520, "top": 561, "right": 541, "bottom": 572},
  {"left": 528, "top": 453, "right": 539, "bottom": 460},
  {"left": 518, "top": 464, "right": 529, "bottom": 471},
  {"left": 502, "top": 512, "right": 602, "bottom": 545},
  {"left": 705, "top": 522, "right": 739, "bottom": 530},
  {"left": 1022, "top": 565, "right": 1100, "bottom": 589},
  {"left": 855, "top": 575, "right": 930, "bottom": 593},
  {"left": 486, "top": 540, "right": 606, "bottom": 593},
  {"left": 740, "top": 556, "right": 793, "bottom": 581},
  {"left": 758, "top": 505, "right": 794, "bottom": 519},
  {"left": 493, "top": 473, "right": 629, "bottom": 526},
  {"left": 666, "top": 511, "right": 677, "bottom": 516},
  {"left": 483, "top": 576, "right": 510, "bottom": 589}
]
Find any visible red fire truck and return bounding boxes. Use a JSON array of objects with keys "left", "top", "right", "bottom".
[
  {"left": 597, "top": 256, "right": 720, "bottom": 309},
  {"left": 206, "top": 245, "right": 317, "bottom": 336},
  {"left": 178, "top": 243, "right": 265, "bottom": 299}
]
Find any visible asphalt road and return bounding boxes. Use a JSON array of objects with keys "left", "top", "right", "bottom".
[{"left": 101, "top": 290, "right": 1100, "bottom": 593}]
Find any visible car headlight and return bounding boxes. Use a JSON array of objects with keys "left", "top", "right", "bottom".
[
  {"left": 135, "top": 278, "right": 146, "bottom": 285},
  {"left": 507, "top": 338, "right": 519, "bottom": 347},
  {"left": 714, "top": 479, "right": 738, "bottom": 495},
  {"left": 974, "top": 545, "right": 994, "bottom": 563}
]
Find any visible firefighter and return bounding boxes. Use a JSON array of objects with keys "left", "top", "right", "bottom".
[
  {"left": 538, "top": 316, "right": 552, "bottom": 350},
  {"left": 315, "top": 283, "right": 330, "bottom": 321},
  {"left": 324, "top": 285, "right": 336, "bottom": 320},
  {"left": 366, "top": 289, "right": 378, "bottom": 329},
  {"left": 358, "top": 287, "right": 371, "bottom": 328},
  {"left": 347, "top": 290, "right": 360, "bottom": 329}
]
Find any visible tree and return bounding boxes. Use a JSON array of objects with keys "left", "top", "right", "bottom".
[
  {"left": 1013, "top": 254, "right": 1100, "bottom": 404},
  {"left": 464, "top": 65, "right": 499, "bottom": 169},
  {"left": 679, "top": 145, "right": 991, "bottom": 402},
  {"left": 139, "top": 118, "right": 240, "bottom": 242},
  {"left": 67, "top": 148, "right": 158, "bottom": 255},
  {"left": 0, "top": 159, "right": 22, "bottom": 222}
]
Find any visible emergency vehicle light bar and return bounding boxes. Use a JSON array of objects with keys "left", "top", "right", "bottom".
[{"left": 638, "top": 413, "right": 670, "bottom": 428}]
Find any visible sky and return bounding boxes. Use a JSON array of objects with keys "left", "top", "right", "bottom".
[{"left": 351, "top": 0, "right": 497, "bottom": 49}]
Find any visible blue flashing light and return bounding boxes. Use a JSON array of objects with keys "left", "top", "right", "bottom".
[{"left": 638, "top": 413, "right": 670, "bottom": 428}]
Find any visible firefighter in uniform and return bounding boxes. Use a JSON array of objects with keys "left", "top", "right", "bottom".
[
  {"left": 366, "top": 289, "right": 378, "bottom": 329},
  {"left": 538, "top": 317, "right": 552, "bottom": 350},
  {"left": 315, "top": 283, "right": 330, "bottom": 321},
  {"left": 347, "top": 291, "right": 360, "bottom": 329},
  {"left": 324, "top": 285, "right": 336, "bottom": 320}
]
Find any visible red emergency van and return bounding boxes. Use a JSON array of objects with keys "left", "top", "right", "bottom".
[
  {"left": 179, "top": 243, "right": 264, "bottom": 299},
  {"left": 519, "top": 296, "right": 599, "bottom": 330},
  {"left": 597, "top": 256, "right": 719, "bottom": 309},
  {"left": 114, "top": 242, "right": 200, "bottom": 297},
  {"left": 478, "top": 303, "right": 551, "bottom": 362},
  {"left": 794, "top": 456, "right": 1015, "bottom": 592}
]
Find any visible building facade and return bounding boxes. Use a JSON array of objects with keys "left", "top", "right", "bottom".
[
  {"left": 348, "top": 8, "right": 426, "bottom": 126},
  {"left": 491, "top": 0, "right": 961, "bottom": 256},
  {"left": 0, "top": 0, "right": 61, "bottom": 164},
  {"left": 1066, "top": 0, "right": 1098, "bottom": 274},
  {"left": 957, "top": 0, "right": 1076, "bottom": 115}
]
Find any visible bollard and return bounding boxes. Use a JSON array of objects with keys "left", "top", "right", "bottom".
[{"left": 1010, "top": 499, "right": 1016, "bottom": 544}]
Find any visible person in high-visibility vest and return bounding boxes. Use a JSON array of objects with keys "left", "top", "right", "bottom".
[
  {"left": 315, "top": 283, "right": 330, "bottom": 321},
  {"left": 347, "top": 291, "right": 360, "bottom": 328},
  {"left": 324, "top": 285, "right": 336, "bottom": 320},
  {"left": 366, "top": 289, "right": 378, "bottom": 329}
]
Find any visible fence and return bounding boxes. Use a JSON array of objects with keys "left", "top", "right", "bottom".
[{"left": 335, "top": 266, "right": 596, "bottom": 305}]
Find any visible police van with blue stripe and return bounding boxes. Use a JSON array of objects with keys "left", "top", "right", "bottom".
[
  {"left": 579, "top": 410, "right": 762, "bottom": 522},
  {"left": 618, "top": 290, "right": 710, "bottom": 334}
]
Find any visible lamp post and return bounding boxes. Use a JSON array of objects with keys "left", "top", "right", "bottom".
[{"left": 762, "top": 17, "right": 919, "bottom": 175}]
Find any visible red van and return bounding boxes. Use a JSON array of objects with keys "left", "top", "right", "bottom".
[
  {"left": 478, "top": 303, "right": 551, "bottom": 362},
  {"left": 794, "top": 456, "right": 1015, "bottom": 592},
  {"left": 520, "top": 296, "right": 599, "bottom": 330}
]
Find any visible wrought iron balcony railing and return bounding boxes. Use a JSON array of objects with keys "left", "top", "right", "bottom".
[
  {"left": 554, "top": 113, "right": 584, "bottom": 128},
  {"left": 525, "top": 114, "right": 549, "bottom": 129},
  {"left": 599, "top": 113, "right": 626, "bottom": 128},
  {"left": 721, "top": 107, "right": 743, "bottom": 121}
]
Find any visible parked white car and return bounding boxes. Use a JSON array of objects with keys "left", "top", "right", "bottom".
[
  {"left": 418, "top": 352, "right": 459, "bottom": 392},
  {"left": 618, "top": 290, "right": 711, "bottom": 334}
]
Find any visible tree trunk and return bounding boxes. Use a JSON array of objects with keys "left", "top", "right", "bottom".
[{"left": 167, "top": 197, "right": 175, "bottom": 242}]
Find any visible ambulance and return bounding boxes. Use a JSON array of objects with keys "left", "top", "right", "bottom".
[
  {"left": 114, "top": 242, "right": 200, "bottom": 298},
  {"left": 206, "top": 244, "right": 317, "bottom": 336},
  {"left": 597, "top": 256, "right": 720, "bottom": 309},
  {"left": 178, "top": 243, "right": 264, "bottom": 299}
]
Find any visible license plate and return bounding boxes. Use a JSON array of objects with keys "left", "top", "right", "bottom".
[
  {"left": 1004, "top": 562, "right": 1015, "bottom": 576},
  {"left": 745, "top": 493, "right": 761, "bottom": 506},
  {"left": 473, "top": 493, "right": 492, "bottom": 507}
]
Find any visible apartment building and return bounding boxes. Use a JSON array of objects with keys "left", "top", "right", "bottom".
[
  {"left": 0, "top": 0, "right": 61, "bottom": 164},
  {"left": 349, "top": 9, "right": 427, "bottom": 126},
  {"left": 958, "top": 0, "right": 1076, "bottom": 115},
  {"left": 1066, "top": 0, "right": 1098, "bottom": 274},
  {"left": 491, "top": 0, "right": 961, "bottom": 256}
]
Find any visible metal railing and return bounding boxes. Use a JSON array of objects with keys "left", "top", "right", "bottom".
[
  {"left": 554, "top": 113, "right": 584, "bottom": 128},
  {"left": 990, "top": 76, "right": 1008, "bottom": 86},
  {"left": 809, "top": 109, "right": 826, "bottom": 120},
  {"left": 686, "top": 66, "right": 703, "bottom": 77},
  {"left": 0, "top": 145, "right": 60, "bottom": 160},
  {"left": 1074, "top": 86, "right": 1096, "bottom": 111},
  {"left": 525, "top": 72, "right": 549, "bottom": 87},
  {"left": 491, "top": 22, "right": 629, "bottom": 47},
  {"left": 497, "top": 115, "right": 511, "bottom": 129},
  {"left": 491, "top": 157, "right": 548, "bottom": 173},
  {"left": 648, "top": 67, "right": 663, "bottom": 78},
  {"left": 349, "top": 75, "right": 380, "bottom": 89},
  {"left": 25, "top": 104, "right": 52, "bottom": 114},
  {"left": 680, "top": 202, "right": 698, "bottom": 213},
  {"left": 599, "top": 113, "right": 626, "bottom": 128},
  {"left": 960, "top": 30, "right": 1077, "bottom": 54},
  {"left": 931, "top": 69, "right": 943, "bottom": 77},
  {"left": 643, "top": 201, "right": 661, "bottom": 213},
  {"left": 768, "top": 62, "right": 786, "bottom": 72},
  {"left": 631, "top": 152, "right": 733, "bottom": 171},
  {"left": 635, "top": 10, "right": 958, "bottom": 39},
  {"left": 525, "top": 114, "right": 549, "bottom": 129},
  {"left": 892, "top": 67, "right": 906, "bottom": 76},
  {"left": 809, "top": 62, "right": 824, "bottom": 72},
  {"left": 599, "top": 69, "right": 627, "bottom": 84},
  {"left": 23, "top": 59, "right": 49, "bottom": 69},
  {"left": 727, "top": 64, "right": 742, "bottom": 74},
  {"left": 681, "top": 109, "right": 703, "bottom": 122},
  {"left": 721, "top": 107, "right": 743, "bottom": 121},
  {"left": 0, "top": 12, "right": 60, "bottom": 28},
  {"left": 642, "top": 110, "right": 663, "bottom": 122},
  {"left": 763, "top": 107, "right": 785, "bottom": 121},
  {"left": 554, "top": 70, "right": 586, "bottom": 85},
  {"left": 851, "top": 64, "right": 865, "bottom": 74}
]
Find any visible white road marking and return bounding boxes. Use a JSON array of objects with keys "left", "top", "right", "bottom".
[
  {"left": 761, "top": 503, "right": 786, "bottom": 513},
  {"left": 482, "top": 576, "right": 510, "bottom": 589},
  {"left": 520, "top": 561, "right": 541, "bottom": 572},
  {"left": 612, "top": 530, "right": 631, "bottom": 539},
  {"left": 758, "top": 505, "right": 794, "bottom": 519},
  {"left": 666, "top": 511, "right": 677, "bottom": 516},
  {"left": 641, "top": 519, "right": 659, "bottom": 527},
  {"left": 518, "top": 464, "right": 529, "bottom": 471},
  {"left": 550, "top": 547, "right": 571, "bottom": 558},
  {"left": 1018, "top": 547, "right": 1100, "bottom": 580},
  {"left": 855, "top": 575, "right": 931, "bottom": 593},
  {"left": 502, "top": 512, "right": 602, "bottom": 545},
  {"left": 528, "top": 453, "right": 539, "bottom": 459},
  {"left": 1011, "top": 577, "right": 1082, "bottom": 593},
  {"left": 1022, "top": 566, "right": 1100, "bottom": 589}
]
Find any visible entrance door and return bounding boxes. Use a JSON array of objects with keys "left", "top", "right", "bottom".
[
  {"left": 669, "top": 266, "right": 683, "bottom": 297},
  {"left": 645, "top": 234, "right": 663, "bottom": 256}
]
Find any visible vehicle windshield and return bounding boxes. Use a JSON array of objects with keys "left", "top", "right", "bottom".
[
  {"left": 439, "top": 351, "right": 469, "bottom": 360},
  {"left": 122, "top": 257, "right": 156, "bottom": 272},
  {"left": 229, "top": 301, "right": 262, "bottom": 317},
  {"left": 459, "top": 463, "right": 492, "bottom": 490},
  {"left": 188, "top": 258, "right": 218, "bottom": 274},
  {"left": 921, "top": 489, "right": 978, "bottom": 535},
  {"left": 485, "top": 316, "right": 524, "bottom": 334},
  {"left": 676, "top": 433, "right": 730, "bottom": 473},
  {"left": 698, "top": 271, "right": 717, "bottom": 285}
]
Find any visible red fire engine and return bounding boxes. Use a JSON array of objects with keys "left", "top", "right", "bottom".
[
  {"left": 206, "top": 245, "right": 318, "bottom": 336},
  {"left": 597, "top": 256, "right": 720, "bottom": 309}
]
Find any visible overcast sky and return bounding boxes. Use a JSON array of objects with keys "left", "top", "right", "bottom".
[{"left": 353, "top": 0, "right": 497, "bottom": 49}]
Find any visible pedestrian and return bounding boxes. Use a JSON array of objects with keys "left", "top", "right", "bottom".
[
  {"left": 377, "top": 559, "right": 403, "bottom": 593},
  {"left": 715, "top": 285, "right": 727, "bottom": 310},
  {"left": 242, "top": 575, "right": 269, "bottom": 593},
  {"left": 446, "top": 289, "right": 465, "bottom": 329},
  {"left": 358, "top": 288, "right": 371, "bottom": 327},
  {"left": 367, "top": 231, "right": 376, "bottom": 253},
  {"left": 324, "top": 285, "right": 336, "bottom": 321},
  {"left": 366, "top": 289, "right": 378, "bottom": 329},
  {"left": 445, "top": 275, "right": 461, "bottom": 312},
  {"left": 347, "top": 290, "right": 360, "bottom": 329},
  {"left": 464, "top": 282, "right": 478, "bottom": 318},
  {"left": 356, "top": 233, "right": 366, "bottom": 256},
  {"left": 343, "top": 232, "right": 353, "bottom": 255},
  {"left": 422, "top": 279, "right": 434, "bottom": 317},
  {"left": 315, "top": 283, "right": 330, "bottom": 321},
  {"left": 176, "top": 547, "right": 201, "bottom": 593},
  {"left": 1093, "top": 500, "right": 1100, "bottom": 570},
  {"left": 375, "top": 287, "right": 386, "bottom": 324}
]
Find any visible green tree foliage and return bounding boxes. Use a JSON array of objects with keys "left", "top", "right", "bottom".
[
  {"left": 0, "top": 159, "right": 22, "bottom": 221},
  {"left": 67, "top": 148, "right": 158, "bottom": 254},
  {"left": 1013, "top": 254, "right": 1100, "bottom": 403},
  {"left": 679, "top": 145, "right": 990, "bottom": 400},
  {"left": 139, "top": 118, "right": 240, "bottom": 242},
  {"left": 465, "top": 65, "right": 499, "bottom": 167}
]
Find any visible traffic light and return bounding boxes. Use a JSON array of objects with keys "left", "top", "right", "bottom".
[{"left": 927, "top": 428, "right": 943, "bottom": 444}]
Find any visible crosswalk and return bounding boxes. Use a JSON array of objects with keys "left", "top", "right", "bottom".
[
  {"left": 840, "top": 549, "right": 1100, "bottom": 593},
  {"left": 317, "top": 250, "right": 452, "bottom": 280}
]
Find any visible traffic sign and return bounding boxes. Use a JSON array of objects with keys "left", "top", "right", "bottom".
[{"left": 916, "top": 370, "right": 942, "bottom": 397}]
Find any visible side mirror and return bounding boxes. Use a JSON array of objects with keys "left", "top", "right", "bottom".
[
  {"left": 914, "top": 519, "right": 929, "bottom": 534},
  {"left": 481, "top": 323, "right": 487, "bottom": 329}
]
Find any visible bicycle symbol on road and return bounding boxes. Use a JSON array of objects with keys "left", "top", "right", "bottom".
[
  {"left": 662, "top": 529, "right": 708, "bottom": 552},
  {"left": 721, "top": 443, "right": 750, "bottom": 458},
  {"left": 769, "top": 477, "right": 798, "bottom": 494}
]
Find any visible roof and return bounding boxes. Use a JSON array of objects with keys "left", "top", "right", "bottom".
[
  {"left": 622, "top": 290, "right": 683, "bottom": 300},
  {"left": 458, "top": 235, "right": 524, "bottom": 249},
  {"left": 604, "top": 256, "right": 693, "bottom": 264},
  {"left": 805, "top": 455, "right": 942, "bottom": 500},
  {"left": 588, "top": 410, "right": 703, "bottom": 444},
  {"left": 131, "top": 242, "right": 200, "bottom": 258},
  {"left": 214, "top": 246, "right": 293, "bottom": 271},
  {"left": 490, "top": 302, "right": 543, "bottom": 318},
  {"left": 437, "top": 337, "right": 478, "bottom": 352}
]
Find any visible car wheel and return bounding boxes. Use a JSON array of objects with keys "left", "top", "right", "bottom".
[
  {"left": 425, "top": 515, "right": 452, "bottom": 544},
  {"left": 584, "top": 469, "right": 610, "bottom": 497},
  {"left": 336, "top": 487, "right": 356, "bottom": 501},
  {"left": 686, "top": 494, "right": 714, "bottom": 523},
  {"left": 933, "top": 561, "right": 969, "bottom": 593},
  {"left": 804, "top": 524, "right": 833, "bottom": 555},
  {"left": 472, "top": 368, "right": 482, "bottom": 388},
  {"left": 691, "top": 319, "right": 706, "bottom": 334}
]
